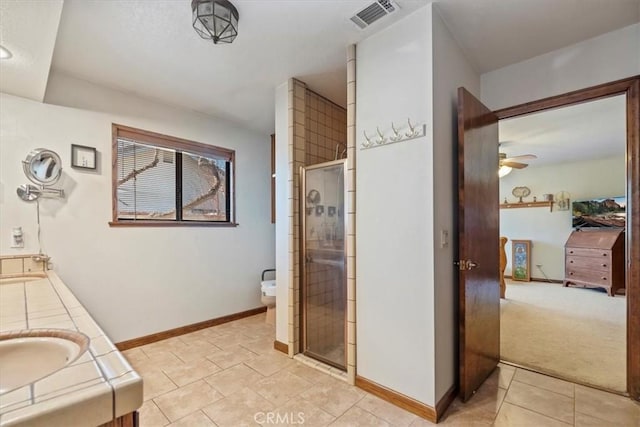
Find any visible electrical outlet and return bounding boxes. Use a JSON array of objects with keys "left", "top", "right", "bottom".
[{"left": 440, "top": 230, "right": 449, "bottom": 248}]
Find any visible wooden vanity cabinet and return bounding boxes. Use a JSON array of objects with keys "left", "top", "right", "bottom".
[{"left": 563, "top": 228, "right": 625, "bottom": 296}]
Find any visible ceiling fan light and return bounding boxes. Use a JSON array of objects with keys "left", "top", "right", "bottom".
[
  {"left": 498, "top": 165, "right": 512, "bottom": 178},
  {"left": 191, "top": 0, "right": 239, "bottom": 44}
]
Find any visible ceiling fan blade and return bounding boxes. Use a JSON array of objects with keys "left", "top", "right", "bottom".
[
  {"left": 504, "top": 154, "right": 537, "bottom": 162},
  {"left": 502, "top": 161, "right": 528, "bottom": 169}
]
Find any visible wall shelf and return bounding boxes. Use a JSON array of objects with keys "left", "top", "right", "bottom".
[{"left": 500, "top": 201, "right": 554, "bottom": 212}]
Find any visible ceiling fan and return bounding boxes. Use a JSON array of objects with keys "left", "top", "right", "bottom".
[{"left": 499, "top": 152, "right": 537, "bottom": 177}]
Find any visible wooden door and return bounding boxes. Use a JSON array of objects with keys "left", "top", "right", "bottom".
[{"left": 457, "top": 87, "right": 500, "bottom": 402}]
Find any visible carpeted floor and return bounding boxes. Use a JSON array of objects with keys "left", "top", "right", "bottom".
[{"left": 500, "top": 280, "right": 627, "bottom": 393}]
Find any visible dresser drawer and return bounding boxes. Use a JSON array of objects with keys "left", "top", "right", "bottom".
[
  {"left": 565, "top": 247, "right": 611, "bottom": 259},
  {"left": 565, "top": 267, "right": 611, "bottom": 286},
  {"left": 565, "top": 256, "right": 611, "bottom": 272}
]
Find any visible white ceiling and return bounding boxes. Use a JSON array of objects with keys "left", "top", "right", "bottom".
[
  {"left": 0, "top": 0, "right": 63, "bottom": 102},
  {"left": 499, "top": 95, "right": 627, "bottom": 167},
  {"left": 1, "top": 0, "right": 638, "bottom": 135}
]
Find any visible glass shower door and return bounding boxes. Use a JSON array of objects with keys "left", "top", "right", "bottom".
[{"left": 301, "top": 160, "right": 347, "bottom": 370}]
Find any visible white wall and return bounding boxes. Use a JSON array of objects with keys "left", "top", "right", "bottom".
[
  {"left": 481, "top": 23, "right": 640, "bottom": 110},
  {"left": 356, "top": 5, "right": 434, "bottom": 405},
  {"left": 500, "top": 156, "right": 625, "bottom": 280},
  {"left": 274, "top": 82, "right": 289, "bottom": 343},
  {"left": 431, "top": 5, "right": 480, "bottom": 401},
  {"left": 0, "top": 72, "right": 274, "bottom": 342}
]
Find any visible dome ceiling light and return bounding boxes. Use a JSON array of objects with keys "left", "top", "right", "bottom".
[{"left": 191, "top": 0, "right": 239, "bottom": 44}]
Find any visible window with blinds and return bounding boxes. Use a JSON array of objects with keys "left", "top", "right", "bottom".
[{"left": 112, "top": 124, "right": 235, "bottom": 226}]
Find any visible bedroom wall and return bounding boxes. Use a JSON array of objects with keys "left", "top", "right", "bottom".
[{"left": 500, "top": 156, "right": 625, "bottom": 280}]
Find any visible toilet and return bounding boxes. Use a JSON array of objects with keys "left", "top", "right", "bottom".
[{"left": 260, "top": 269, "right": 276, "bottom": 325}]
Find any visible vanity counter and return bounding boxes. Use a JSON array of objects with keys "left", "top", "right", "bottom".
[{"left": 0, "top": 257, "right": 142, "bottom": 427}]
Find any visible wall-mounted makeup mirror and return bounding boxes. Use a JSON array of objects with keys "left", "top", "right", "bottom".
[
  {"left": 24, "top": 149, "right": 62, "bottom": 185},
  {"left": 17, "top": 148, "right": 65, "bottom": 201}
]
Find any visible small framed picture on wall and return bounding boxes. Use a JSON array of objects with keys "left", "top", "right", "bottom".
[{"left": 71, "top": 144, "right": 97, "bottom": 170}]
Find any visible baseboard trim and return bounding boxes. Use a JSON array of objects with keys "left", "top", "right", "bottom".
[
  {"left": 355, "top": 376, "right": 437, "bottom": 422},
  {"left": 115, "top": 306, "right": 267, "bottom": 351},
  {"left": 273, "top": 340, "right": 289, "bottom": 354},
  {"left": 505, "top": 275, "right": 563, "bottom": 284},
  {"left": 435, "top": 384, "right": 457, "bottom": 421}
]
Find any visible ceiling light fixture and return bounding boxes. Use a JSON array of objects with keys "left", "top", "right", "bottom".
[
  {"left": 498, "top": 165, "right": 512, "bottom": 178},
  {"left": 191, "top": 0, "right": 239, "bottom": 44},
  {"left": 0, "top": 45, "right": 13, "bottom": 59}
]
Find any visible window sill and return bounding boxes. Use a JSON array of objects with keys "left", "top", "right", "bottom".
[{"left": 108, "top": 221, "right": 239, "bottom": 228}]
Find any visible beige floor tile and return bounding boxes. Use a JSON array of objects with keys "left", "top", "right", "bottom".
[
  {"left": 142, "top": 371, "right": 178, "bottom": 401},
  {"left": 241, "top": 337, "right": 278, "bottom": 355},
  {"left": 512, "top": 369, "right": 574, "bottom": 398},
  {"left": 138, "top": 400, "right": 170, "bottom": 427},
  {"left": 409, "top": 418, "right": 436, "bottom": 426},
  {"left": 134, "top": 351, "right": 184, "bottom": 375},
  {"left": 211, "top": 332, "right": 256, "bottom": 349},
  {"left": 286, "top": 362, "right": 338, "bottom": 385},
  {"left": 494, "top": 402, "right": 571, "bottom": 427},
  {"left": 484, "top": 363, "right": 516, "bottom": 389},
  {"left": 244, "top": 352, "right": 295, "bottom": 377},
  {"left": 574, "top": 384, "right": 640, "bottom": 426},
  {"left": 122, "top": 348, "right": 149, "bottom": 364},
  {"left": 168, "top": 410, "right": 217, "bottom": 427},
  {"left": 440, "top": 399, "right": 498, "bottom": 426},
  {"left": 172, "top": 342, "right": 222, "bottom": 363},
  {"left": 504, "top": 381, "right": 573, "bottom": 424},
  {"left": 163, "top": 359, "right": 221, "bottom": 387},
  {"left": 329, "top": 406, "right": 389, "bottom": 426},
  {"left": 154, "top": 380, "right": 223, "bottom": 422},
  {"left": 300, "top": 381, "right": 365, "bottom": 417},
  {"left": 252, "top": 371, "right": 313, "bottom": 406},
  {"left": 202, "top": 387, "right": 274, "bottom": 427},
  {"left": 575, "top": 411, "right": 616, "bottom": 427},
  {"left": 205, "top": 363, "right": 265, "bottom": 396},
  {"left": 206, "top": 345, "right": 258, "bottom": 369},
  {"left": 141, "top": 337, "right": 187, "bottom": 356},
  {"left": 272, "top": 397, "right": 335, "bottom": 427},
  {"left": 448, "top": 380, "right": 506, "bottom": 420},
  {"left": 356, "top": 394, "right": 418, "bottom": 426}
]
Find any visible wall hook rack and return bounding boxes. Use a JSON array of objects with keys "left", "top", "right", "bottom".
[{"left": 360, "top": 118, "right": 426, "bottom": 150}]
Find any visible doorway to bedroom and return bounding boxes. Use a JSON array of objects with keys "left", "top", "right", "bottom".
[{"left": 497, "top": 94, "right": 628, "bottom": 393}]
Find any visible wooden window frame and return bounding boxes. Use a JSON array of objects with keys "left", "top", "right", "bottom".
[{"left": 110, "top": 123, "right": 237, "bottom": 227}]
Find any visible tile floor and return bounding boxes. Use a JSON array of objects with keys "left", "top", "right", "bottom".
[{"left": 122, "top": 313, "right": 640, "bottom": 426}]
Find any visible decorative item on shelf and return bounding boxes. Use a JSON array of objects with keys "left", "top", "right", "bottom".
[
  {"left": 315, "top": 205, "right": 324, "bottom": 216},
  {"left": 360, "top": 118, "right": 426, "bottom": 149},
  {"left": 71, "top": 144, "right": 97, "bottom": 170},
  {"left": 555, "top": 191, "right": 571, "bottom": 211},
  {"left": 533, "top": 196, "right": 537, "bottom": 202},
  {"left": 504, "top": 197, "right": 508, "bottom": 204},
  {"left": 543, "top": 193, "right": 554, "bottom": 201},
  {"left": 511, "top": 186, "right": 531, "bottom": 203},
  {"left": 328, "top": 206, "right": 336, "bottom": 217},
  {"left": 191, "top": 0, "right": 239, "bottom": 44}
]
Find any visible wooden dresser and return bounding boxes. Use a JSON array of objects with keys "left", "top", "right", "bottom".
[{"left": 564, "top": 228, "right": 625, "bottom": 296}]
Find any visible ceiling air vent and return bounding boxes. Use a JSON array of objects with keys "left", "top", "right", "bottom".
[{"left": 350, "top": 0, "right": 399, "bottom": 29}]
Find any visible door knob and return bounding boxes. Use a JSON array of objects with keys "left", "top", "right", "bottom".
[{"left": 467, "top": 261, "right": 478, "bottom": 269}]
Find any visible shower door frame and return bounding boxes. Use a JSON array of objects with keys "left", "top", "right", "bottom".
[{"left": 299, "top": 159, "right": 348, "bottom": 371}]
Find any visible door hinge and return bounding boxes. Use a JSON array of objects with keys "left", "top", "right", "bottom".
[{"left": 454, "top": 260, "right": 479, "bottom": 271}]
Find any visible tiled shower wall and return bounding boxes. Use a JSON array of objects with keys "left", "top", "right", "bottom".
[
  {"left": 305, "top": 90, "right": 347, "bottom": 164},
  {"left": 287, "top": 77, "right": 352, "bottom": 378}
]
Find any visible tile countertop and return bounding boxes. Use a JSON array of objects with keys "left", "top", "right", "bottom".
[{"left": 0, "top": 270, "right": 142, "bottom": 427}]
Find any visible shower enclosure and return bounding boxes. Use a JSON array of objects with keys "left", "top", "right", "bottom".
[{"left": 300, "top": 159, "right": 347, "bottom": 370}]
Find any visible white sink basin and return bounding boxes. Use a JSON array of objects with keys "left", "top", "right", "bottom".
[{"left": 0, "top": 330, "right": 90, "bottom": 395}]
